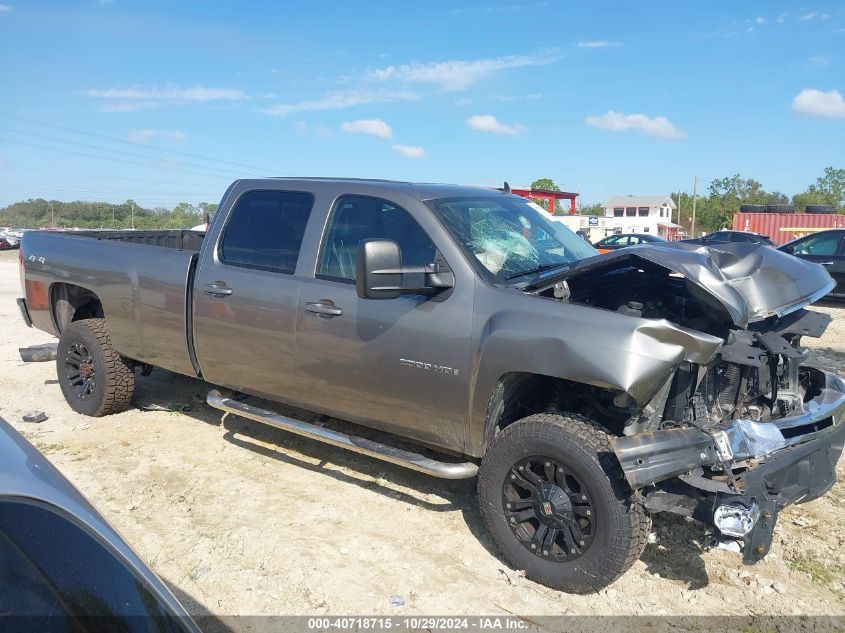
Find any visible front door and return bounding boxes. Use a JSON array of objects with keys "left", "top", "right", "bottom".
[
  {"left": 294, "top": 195, "right": 472, "bottom": 450},
  {"left": 788, "top": 231, "right": 845, "bottom": 299},
  {"left": 192, "top": 189, "right": 314, "bottom": 401}
]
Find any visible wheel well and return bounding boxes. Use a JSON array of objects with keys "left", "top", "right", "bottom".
[
  {"left": 482, "top": 372, "right": 629, "bottom": 449},
  {"left": 51, "top": 283, "right": 104, "bottom": 334}
]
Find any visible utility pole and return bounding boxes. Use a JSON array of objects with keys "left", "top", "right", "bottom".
[
  {"left": 49, "top": 201, "right": 54, "bottom": 226},
  {"left": 676, "top": 190, "right": 682, "bottom": 236},
  {"left": 691, "top": 175, "right": 698, "bottom": 237},
  {"left": 130, "top": 201, "right": 135, "bottom": 229}
]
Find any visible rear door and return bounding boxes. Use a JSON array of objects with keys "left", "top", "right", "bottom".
[{"left": 192, "top": 189, "right": 314, "bottom": 400}]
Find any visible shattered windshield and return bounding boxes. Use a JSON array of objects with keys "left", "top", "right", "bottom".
[{"left": 428, "top": 195, "right": 597, "bottom": 283}]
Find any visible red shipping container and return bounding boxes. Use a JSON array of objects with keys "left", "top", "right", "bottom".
[{"left": 732, "top": 212, "right": 845, "bottom": 246}]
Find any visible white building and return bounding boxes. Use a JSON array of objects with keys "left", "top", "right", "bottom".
[{"left": 601, "top": 195, "right": 679, "bottom": 239}]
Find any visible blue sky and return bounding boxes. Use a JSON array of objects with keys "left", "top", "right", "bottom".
[{"left": 1, "top": 0, "right": 844, "bottom": 209}]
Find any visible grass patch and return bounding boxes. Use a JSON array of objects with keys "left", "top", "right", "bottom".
[{"left": 789, "top": 553, "right": 834, "bottom": 584}]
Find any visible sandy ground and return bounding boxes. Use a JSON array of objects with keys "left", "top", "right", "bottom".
[{"left": 2, "top": 246, "right": 845, "bottom": 623}]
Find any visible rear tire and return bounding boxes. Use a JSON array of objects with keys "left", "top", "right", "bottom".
[
  {"left": 478, "top": 414, "right": 650, "bottom": 593},
  {"left": 56, "top": 318, "right": 135, "bottom": 417}
]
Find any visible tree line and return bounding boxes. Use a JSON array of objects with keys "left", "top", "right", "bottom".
[
  {"left": 534, "top": 166, "right": 844, "bottom": 234},
  {"left": 2, "top": 168, "right": 842, "bottom": 234},
  {"left": 0, "top": 199, "right": 218, "bottom": 229}
]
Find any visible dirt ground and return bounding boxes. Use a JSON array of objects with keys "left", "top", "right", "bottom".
[{"left": 2, "top": 247, "right": 845, "bottom": 621}]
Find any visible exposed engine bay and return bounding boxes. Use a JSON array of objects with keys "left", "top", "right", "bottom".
[{"left": 535, "top": 250, "right": 832, "bottom": 434}]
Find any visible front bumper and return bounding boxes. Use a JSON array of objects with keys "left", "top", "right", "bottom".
[
  {"left": 614, "top": 368, "right": 845, "bottom": 564},
  {"left": 613, "top": 368, "right": 845, "bottom": 489}
]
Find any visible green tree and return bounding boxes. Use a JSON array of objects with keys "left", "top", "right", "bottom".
[
  {"left": 530, "top": 178, "right": 560, "bottom": 191},
  {"left": 805, "top": 167, "right": 845, "bottom": 210}
]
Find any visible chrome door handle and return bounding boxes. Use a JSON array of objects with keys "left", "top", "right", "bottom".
[
  {"left": 203, "top": 283, "right": 233, "bottom": 297},
  {"left": 305, "top": 301, "right": 343, "bottom": 317},
  {"left": 819, "top": 261, "right": 835, "bottom": 266}
]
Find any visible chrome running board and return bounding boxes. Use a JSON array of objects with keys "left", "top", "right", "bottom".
[{"left": 206, "top": 390, "right": 478, "bottom": 480}]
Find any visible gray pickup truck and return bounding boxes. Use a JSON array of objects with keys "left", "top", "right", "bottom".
[{"left": 17, "top": 178, "right": 845, "bottom": 593}]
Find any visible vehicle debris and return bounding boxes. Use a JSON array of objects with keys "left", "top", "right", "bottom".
[
  {"left": 19, "top": 342, "right": 58, "bottom": 362},
  {"left": 22, "top": 410, "right": 48, "bottom": 423}
]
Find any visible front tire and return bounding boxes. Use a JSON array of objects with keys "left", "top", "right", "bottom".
[
  {"left": 56, "top": 318, "right": 135, "bottom": 417},
  {"left": 478, "top": 414, "right": 650, "bottom": 593}
]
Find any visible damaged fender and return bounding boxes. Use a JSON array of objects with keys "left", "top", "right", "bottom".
[{"left": 467, "top": 294, "right": 723, "bottom": 456}]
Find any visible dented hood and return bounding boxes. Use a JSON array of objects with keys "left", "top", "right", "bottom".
[{"left": 534, "top": 241, "right": 835, "bottom": 329}]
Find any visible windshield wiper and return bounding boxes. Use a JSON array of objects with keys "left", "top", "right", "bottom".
[{"left": 505, "top": 263, "right": 569, "bottom": 280}]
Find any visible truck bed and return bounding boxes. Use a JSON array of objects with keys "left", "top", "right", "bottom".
[
  {"left": 21, "top": 230, "right": 201, "bottom": 377},
  {"left": 66, "top": 229, "right": 205, "bottom": 251}
]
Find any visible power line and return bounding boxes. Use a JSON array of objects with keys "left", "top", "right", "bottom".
[
  {"left": 0, "top": 112, "right": 291, "bottom": 175},
  {"left": 0, "top": 126, "right": 251, "bottom": 178},
  {"left": 0, "top": 137, "right": 238, "bottom": 181}
]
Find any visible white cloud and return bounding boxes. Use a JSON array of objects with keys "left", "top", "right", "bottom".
[
  {"left": 88, "top": 85, "right": 245, "bottom": 102},
  {"left": 792, "top": 88, "right": 845, "bottom": 119},
  {"left": 454, "top": 97, "right": 473, "bottom": 107},
  {"left": 391, "top": 144, "right": 426, "bottom": 158},
  {"left": 340, "top": 118, "right": 393, "bottom": 139},
  {"left": 0, "top": 5, "right": 12, "bottom": 11},
  {"left": 262, "top": 90, "right": 418, "bottom": 116},
  {"left": 466, "top": 114, "right": 526, "bottom": 136},
  {"left": 363, "top": 52, "right": 556, "bottom": 91},
  {"left": 576, "top": 40, "right": 622, "bottom": 48},
  {"left": 777, "top": 12, "right": 787, "bottom": 23},
  {"left": 800, "top": 11, "right": 829, "bottom": 21},
  {"left": 128, "top": 129, "right": 187, "bottom": 142},
  {"left": 585, "top": 110, "right": 684, "bottom": 139},
  {"left": 88, "top": 84, "right": 245, "bottom": 111},
  {"left": 755, "top": 16, "right": 767, "bottom": 25}
]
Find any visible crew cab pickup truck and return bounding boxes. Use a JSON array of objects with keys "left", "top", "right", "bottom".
[{"left": 18, "top": 178, "right": 845, "bottom": 593}]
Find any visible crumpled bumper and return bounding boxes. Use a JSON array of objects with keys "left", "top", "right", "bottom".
[
  {"left": 612, "top": 368, "right": 845, "bottom": 489},
  {"left": 613, "top": 368, "right": 845, "bottom": 564}
]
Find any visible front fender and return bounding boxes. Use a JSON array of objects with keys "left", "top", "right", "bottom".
[{"left": 466, "top": 295, "right": 722, "bottom": 456}]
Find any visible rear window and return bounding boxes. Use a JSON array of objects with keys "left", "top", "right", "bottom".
[{"left": 220, "top": 190, "right": 314, "bottom": 273}]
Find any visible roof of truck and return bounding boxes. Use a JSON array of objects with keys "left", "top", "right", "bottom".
[{"left": 245, "top": 177, "right": 510, "bottom": 201}]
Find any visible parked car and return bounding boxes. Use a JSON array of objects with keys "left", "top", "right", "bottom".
[
  {"left": 593, "top": 233, "right": 666, "bottom": 253},
  {"left": 779, "top": 229, "right": 845, "bottom": 299},
  {"left": 18, "top": 178, "right": 845, "bottom": 593},
  {"left": 0, "top": 236, "right": 18, "bottom": 250},
  {"left": 0, "top": 416, "right": 200, "bottom": 630},
  {"left": 683, "top": 230, "right": 775, "bottom": 247}
]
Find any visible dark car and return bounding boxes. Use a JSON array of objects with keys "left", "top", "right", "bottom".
[
  {"left": 0, "top": 237, "right": 17, "bottom": 250},
  {"left": 779, "top": 229, "right": 845, "bottom": 299},
  {"left": 684, "top": 230, "right": 775, "bottom": 247},
  {"left": 593, "top": 233, "right": 666, "bottom": 253},
  {"left": 0, "top": 416, "right": 200, "bottom": 631}
]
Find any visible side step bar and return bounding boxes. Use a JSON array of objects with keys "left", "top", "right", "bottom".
[{"left": 206, "top": 390, "right": 479, "bottom": 480}]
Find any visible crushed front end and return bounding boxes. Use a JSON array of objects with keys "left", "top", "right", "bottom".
[
  {"left": 610, "top": 305, "right": 845, "bottom": 563},
  {"left": 532, "top": 242, "right": 845, "bottom": 564}
]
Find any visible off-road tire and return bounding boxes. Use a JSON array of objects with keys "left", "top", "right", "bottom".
[
  {"left": 766, "top": 204, "right": 796, "bottom": 214},
  {"left": 56, "top": 318, "right": 135, "bottom": 417},
  {"left": 805, "top": 205, "right": 836, "bottom": 214},
  {"left": 739, "top": 204, "right": 767, "bottom": 213},
  {"left": 478, "top": 413, "right": 650, "bottom": 593}
]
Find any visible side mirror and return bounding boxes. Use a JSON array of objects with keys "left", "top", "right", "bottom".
[{"left": 356, "top": 239, "right": 454, "bottom": 300}]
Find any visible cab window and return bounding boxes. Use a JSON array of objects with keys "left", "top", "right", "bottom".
[
  {"left": 220, "top": 190, "right": 314, "bottom": 273},
  {"left": 318, "top": 195, "right": 436, "bottom": 282}
]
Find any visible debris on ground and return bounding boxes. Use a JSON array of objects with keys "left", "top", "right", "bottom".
[{"left": 22, "top": 410, "right": 48, "bottom": 423}]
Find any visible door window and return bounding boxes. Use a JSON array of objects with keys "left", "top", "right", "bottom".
[
  {"left": 220, "top": 190, "right": 314, "bottom": 273},
  {"left": 794, "top": 233, "right": 842, "bottom": 256},
  {"left": 318, "top": 196, "right": 436, "bottom": 282}
]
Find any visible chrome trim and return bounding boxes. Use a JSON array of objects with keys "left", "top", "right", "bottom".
[
  {"left": 715, "top": 370, "right": 845, "bottom": 461},
  {"left": 206, "top": 390, "right": 479, "bottom": 480}
]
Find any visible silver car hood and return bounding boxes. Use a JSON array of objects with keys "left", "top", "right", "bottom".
[{"left": 536, "top": 241, "right": 835, "bottom": 329}]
